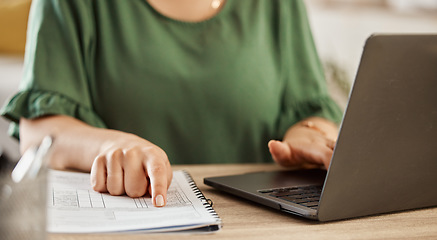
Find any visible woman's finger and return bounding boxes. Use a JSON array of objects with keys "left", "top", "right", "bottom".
[
  {"left": 106, "top": 149, "right": 125, "bottom": 196},
  {"left": 144, "top": 149, "right": 170, "bottom": 207},
  {"left": 268, "top": 140, "right": 295, "bottom": 166},
  {"left": 90, "top": 155, "right": 108, "bottom": 193},
  {"left": 123, "top": 148, "right": 148, "bottom": 198}
]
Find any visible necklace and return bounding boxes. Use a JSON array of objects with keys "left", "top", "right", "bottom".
[{"left": 211, "top": 0, "right": 222, "bottom": 9}]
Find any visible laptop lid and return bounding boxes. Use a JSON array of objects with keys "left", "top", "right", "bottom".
[
  {"left": 205, "top": 34, "right": 437, "bottom": 221},
  {"left": 317, "top": 34, "right": 437, "bottom": 221}
]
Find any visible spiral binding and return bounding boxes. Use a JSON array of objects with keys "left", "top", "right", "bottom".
[{"left": 181, "top": 170, "right": 222, "bottom": 230}]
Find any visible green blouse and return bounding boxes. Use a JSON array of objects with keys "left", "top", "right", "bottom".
[{"left": 1, "top": 0, "right": 343, "bottom": 164}]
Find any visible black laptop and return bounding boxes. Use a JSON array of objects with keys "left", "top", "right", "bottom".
[{"left": 204, "top": 34, "right": 437, "bottom": 221}]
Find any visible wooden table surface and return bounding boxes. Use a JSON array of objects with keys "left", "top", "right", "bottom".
[{"left": 49, "top": 163, "right": 437, "bottom": 240}]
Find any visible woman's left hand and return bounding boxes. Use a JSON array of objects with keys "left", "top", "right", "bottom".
[{"left": 268, "top": 117, "right": 338, "bottom": 169}]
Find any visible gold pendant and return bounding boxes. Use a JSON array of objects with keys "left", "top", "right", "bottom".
[{"left": 211, "top": 0, "right": 221, "bottom": 9}]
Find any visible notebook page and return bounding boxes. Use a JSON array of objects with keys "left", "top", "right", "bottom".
[{"left": 47, "top": 170, "right": 221, "bottom": 233}]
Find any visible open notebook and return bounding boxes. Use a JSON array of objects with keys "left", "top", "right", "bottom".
[{"left": 47, "top": 170, "right": 221, "bottom": 233}]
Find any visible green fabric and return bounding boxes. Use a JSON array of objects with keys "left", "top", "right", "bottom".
[{"left": 1, "top": 0, "right": 343, "bottom": 164}]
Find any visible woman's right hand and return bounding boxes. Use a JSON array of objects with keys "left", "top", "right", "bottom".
[
  {"left": 90, "top": 133, "right": 172, "bottom": 207},
  {"left": 19, "top": 115, "right": 172, "bottom": 207}
]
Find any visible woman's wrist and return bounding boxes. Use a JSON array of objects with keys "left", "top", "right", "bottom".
[
  {"left": 286, "top": 117, "right": 339, "bottom": 141},
  {"left": 301, "top": 120, "right": 326, "bottom": 136}
]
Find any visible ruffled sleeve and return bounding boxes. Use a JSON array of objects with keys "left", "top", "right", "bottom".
[
  {"left": 1, "top": 90, "right": 106, "bottom": 139},
  {"left": 276, "top": 0, "right": 344, "bottom": 137},
  {"left": 276, "top": 95, "right": 343, "bottom": 137},
  {"left": 0, "top": 0, "right": 105, "bottom": 139}
]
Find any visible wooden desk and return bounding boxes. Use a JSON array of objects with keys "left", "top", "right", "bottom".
[{"left": 49, "top": 164, "right": 437, "bottom": 240}]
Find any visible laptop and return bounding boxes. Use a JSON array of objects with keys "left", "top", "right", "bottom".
[{"left": 204, "top": 34, "right": 437, "bottom": 221}]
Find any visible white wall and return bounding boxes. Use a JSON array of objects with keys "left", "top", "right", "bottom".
[
  {"left": 306, "top": 0, "right": 437, "bottom": 84},
  {"left": 0, "top": 55, "right": 22, "bottom": 159}
]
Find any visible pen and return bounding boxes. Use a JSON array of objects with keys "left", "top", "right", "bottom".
[{"left": 11, "top": 136, "right": 53, "bottom": 183}]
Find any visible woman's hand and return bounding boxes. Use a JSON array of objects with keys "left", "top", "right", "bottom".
[
  {"left": 90, "top": 133, "right": 172, "bottom": 207},
  {"left": 268, "top": 117, "right": 338, "bottom": 169},
  {"left": 20, "top": 115, "right": 172, "bottom": 207}
]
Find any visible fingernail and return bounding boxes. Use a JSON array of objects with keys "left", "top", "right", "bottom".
[
  {"left": 155, "top": 195, "right": 165, "bottom": 207},
  {"left": 268, "top": 140, "right": 278, "bottom": 148}
]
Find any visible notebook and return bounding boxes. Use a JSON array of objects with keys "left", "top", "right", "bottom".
[
  {"left": 204, "top": 34, "right": 437, "bottom": 221},
  {"left": 47, "top": 169, "right": 222, "bottom": 233},
  {"left": 7, "top": 137, "right": 222, "bottom": 233}
]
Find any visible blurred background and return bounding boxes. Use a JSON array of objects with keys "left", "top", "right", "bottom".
[
  {"left": 306, "top": 0, "right": 437, "bottom": 109},
  {"left": 1, "top": 0, "right": 437, "bottom": 160}
]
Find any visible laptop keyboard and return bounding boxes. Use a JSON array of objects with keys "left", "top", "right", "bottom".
[{"left": 258, "top": 185, "right": 322, "bottom": 210}]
